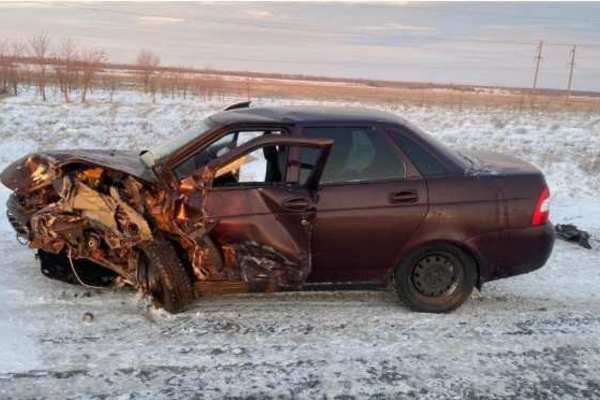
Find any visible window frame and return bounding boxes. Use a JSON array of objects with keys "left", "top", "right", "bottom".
[
  {"left": 163, "top": 123, "right": 292, "bottom": 187},
  {"left": 211, "top": 143, "right": 291, "bottom": 190},
  {"left": 381, "top": 123, "right": 465, "bottom": 177},
  {"left": 294, "top": 123, "right": 421, "bottom": 187},
  {"left": 204, "top": 135, "right": 332, "bottom": 192}
]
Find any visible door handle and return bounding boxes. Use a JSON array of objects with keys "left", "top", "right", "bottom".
[
  {"left": 389, "top": 191, "right": 418, "bottom": 204},
  {"left": 282, "top": 197, "right": 311, "bottom": 211}
]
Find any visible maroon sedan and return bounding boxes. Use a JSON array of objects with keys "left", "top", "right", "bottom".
[{"left": 1, "top": 103, "right": 554, "bottom": 313}]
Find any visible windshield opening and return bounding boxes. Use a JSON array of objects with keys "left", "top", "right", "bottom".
[{"left": 140, "top": 118, "right": 215, "bottom": 167}]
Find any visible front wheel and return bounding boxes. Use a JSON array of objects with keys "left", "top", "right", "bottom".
[
  {"left": 394, "top": 244, "right": 477, "bottom": 313},
  {"left": 138, "top": 240, "right": 194, "bottom": 313}
]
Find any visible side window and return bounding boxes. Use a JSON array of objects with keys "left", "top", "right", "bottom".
[
  {"left": 213, "top": 145, "right": 288, "bottom": 187},
  {"left": 300, "top": 126, "right": 405, "bottom": 184},
  {"left": 174, "top": 130, "right": 281, "bottom": 180},
  {"left": 388, "top": 130, "right": 447, "bottom": 177}
]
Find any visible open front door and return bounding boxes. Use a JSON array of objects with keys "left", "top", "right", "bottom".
[{"left": 176, "top": 135, "right": 332, "bottom": 290}]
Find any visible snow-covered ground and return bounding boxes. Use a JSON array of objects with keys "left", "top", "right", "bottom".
[{"left": 0, "top": 89, "right": 599, "bottom": 399}]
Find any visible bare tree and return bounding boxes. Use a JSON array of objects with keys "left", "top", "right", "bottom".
[
  {"left": 55, "top": 37, "right": 79, "bottom": 102},
  {"left": 101, "top": 73, "right": 118, "bottom": 102},
  {"left": 178, "top": 70, "right": 191, "bottom": 99},
  {"left": 170, "top": 71, "right": 180, "bottom": 98},
  {"left": 135, "top": 49, "right": 160, "bottom": 93},
  {"left": 79, "top": 47, "right": 106, "bottom": 102},
  {"left": 28, "top": 32, "right": 51, "bottom": 101},
  {"left": 182, "top": 77, "right": 191, "bottom": 99},
  {"left": 0, "top": 39, "right": 8, "bottom": 94},
  {"left": 191, "top": 75, "right": 203, "bottom": 99},
  {"left": 214, "top": 74, "right": 225, "bottom": 101},
  {"left": 148, "top": 70, "right": 162, "bottom": 104},
  {"left": 160, "top": 71, "right": 176, "bottom": 98},
  {"left": 8, "top": 40, "right": 26, "bottom": 96},
  {"left": 198, "top": 75, "right": 215, "bottom": 101}
]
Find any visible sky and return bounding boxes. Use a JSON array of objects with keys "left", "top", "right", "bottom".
[{"left": 1, "top": 1, "right": 600, "bottom": 91}]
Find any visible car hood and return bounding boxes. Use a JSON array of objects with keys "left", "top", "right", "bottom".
[{"left": 1, "top": 149, "right": 157, "bottom": 192}]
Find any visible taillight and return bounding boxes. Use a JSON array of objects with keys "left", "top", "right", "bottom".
[{"left": 531, "top": 187, "right": 550, "bottom": 226}]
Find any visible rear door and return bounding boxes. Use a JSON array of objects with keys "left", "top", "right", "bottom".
[
  {"left": 297, "top": 125, "right": 429, "bottom": 283},
  {"left": 176, "top": 135, "right": 332, "bottom": 289}
]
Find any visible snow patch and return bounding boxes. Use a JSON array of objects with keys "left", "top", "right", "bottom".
[{"left": 0, "top": 89, "right": 599, "bottom": 397}]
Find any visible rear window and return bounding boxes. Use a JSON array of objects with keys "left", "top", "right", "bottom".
[{"left": 389, "top": 131, "right": 447, "bottom": 177}]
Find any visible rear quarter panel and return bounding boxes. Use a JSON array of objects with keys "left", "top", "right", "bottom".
[
  {"left": 494, "top": 172, "right": 552, "bottom": 278},
  {"left": 498, "top": 173, "right": 549, "bottom": 229},
  {"left": 393, "top": 171, "right": 549, "bottom": 284},
  {"left": 393, "top": 175, "right": 505, "bottom": 282}
]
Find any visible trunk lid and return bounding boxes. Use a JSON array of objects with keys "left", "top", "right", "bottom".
[
  {"left": 462, "top": 150, "right": 542, "bottom": 176},
  {"left": 462, "top": 150, "right": 549, "bottom": 229}
]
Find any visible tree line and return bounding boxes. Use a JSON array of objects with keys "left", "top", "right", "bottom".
[{"left": 0, "top": 32, "right": 230, "bottom": 103}]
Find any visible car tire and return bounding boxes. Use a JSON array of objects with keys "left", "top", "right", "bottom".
[
  {"left": 394, "top": 244, "right": 476, "bottom": 313},
  {"left": 138, "top": 239, "right": 194, "bottom": 313}
]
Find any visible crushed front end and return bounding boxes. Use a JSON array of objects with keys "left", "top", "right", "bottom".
[
  {"left": 1, "top": 146, "right": 320, "bottom": 313},
  {"left": 0, "top": 152, "right": 197, "bottom": 312}
]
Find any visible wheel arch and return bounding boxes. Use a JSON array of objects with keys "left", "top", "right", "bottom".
[
  {"left": 387, "top": 239, "right": 485, "bottom": 290},
  {"left": 163, "top": 232, "right": 225, "bottom": 283}
]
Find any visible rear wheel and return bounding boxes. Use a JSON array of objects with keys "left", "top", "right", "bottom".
[
  {"left": 138, "top": 240, "right": 194, "bottom": 313},
  {"left": 394, "top": 244, "right": 476, "bottom": 313}
]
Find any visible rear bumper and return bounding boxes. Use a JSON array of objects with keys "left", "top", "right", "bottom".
[{"left": 489, "top": 222, "right": 555, "bottom": 281}]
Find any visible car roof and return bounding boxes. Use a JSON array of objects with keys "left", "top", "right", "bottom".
[
  {"left": 205, "top": 105, "right": 467, "bottom": 175},
  {"left": 208, "top": 105, "right": 409, "bottom": 126},
  {"left": 144, "top": 105, "right": 417, "bottom": 166}
]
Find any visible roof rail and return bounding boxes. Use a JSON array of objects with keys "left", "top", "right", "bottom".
[{"left": 223, "top": 101, "right": 251, "bottom": 111}]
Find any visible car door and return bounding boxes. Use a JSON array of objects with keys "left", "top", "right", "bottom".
[
  {"left": 297, "top": 125, "right": 429, "bottom": 283},
  {"left": 175, "top": 135, "right": 332, "bottom": 289}
]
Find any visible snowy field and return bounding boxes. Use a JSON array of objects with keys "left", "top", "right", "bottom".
[{"left": 0, "top": 89, "right": 599, "bottom": 399}]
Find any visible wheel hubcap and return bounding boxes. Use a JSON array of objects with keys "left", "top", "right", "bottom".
[{"left": 411, "top": 254, "right": 460, "bottom": 297}]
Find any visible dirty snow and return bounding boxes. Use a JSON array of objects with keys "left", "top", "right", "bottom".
[{"left": 1, "top": 89, "right": 600, "bottom": 399}]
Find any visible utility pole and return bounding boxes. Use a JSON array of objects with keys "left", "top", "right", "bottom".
[
  {"left": 532, "top": 40, "right": 544, "bottom": 90},
  {"left": 245, "top": 72, "right": 251, "bottom": 101},
  {"left": 567, "top": 45, "right": 577, "bottom": 97}
]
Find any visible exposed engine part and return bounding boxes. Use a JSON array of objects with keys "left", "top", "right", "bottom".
[
  {"left": 67, "top": 248, "right": 111, "bottom": 290},
  {"left": 38, "top": 250, "right": 117, "bottom": 287},
  {"left": 76, "top": 167, "right": 104, "bottom": 188}
]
